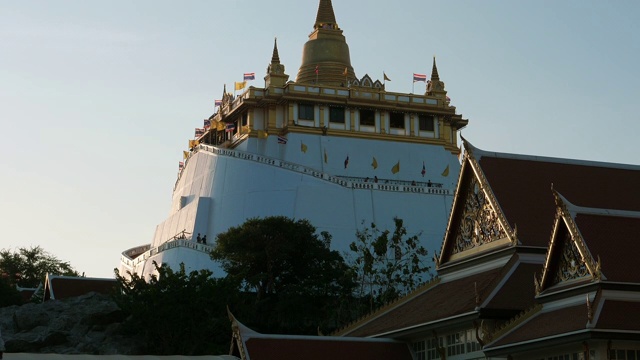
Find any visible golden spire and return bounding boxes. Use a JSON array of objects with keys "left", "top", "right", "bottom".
[
  {"left": 271, "top": 38, "right": 280, "bottom": 64},
  {"left": 296, "top": 0, "right": 356, "bottom": 86},
  {"left": 426, "top": 56, "right": 447, "bottom": 99},
  {"left": 265, "top": 37, "right": 288, "bottom": 87},
  {"left": 431, "top": 56, "right": 440, "bottom": 81},
  {"left": 314, "top": 0, "right": 338, "bottom": 30}
]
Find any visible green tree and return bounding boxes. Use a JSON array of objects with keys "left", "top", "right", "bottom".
[
  {"left": 211, "top": 216, "right": 355, "bottom": 334},
  {"left": 0, "top": 246, "right": 79, "bottom": 288},
  {"left": 0, "top": 275, "right": 22, "bottom": 307},
  {"left": 349, "top": 217, "right": 431, "bottom": 310},
  {"left": 114, "top": 262, "right": 237, "bottom": 355}
]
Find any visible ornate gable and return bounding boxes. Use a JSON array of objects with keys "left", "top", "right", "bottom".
[
  {"left": 535, "top": 191, "right": 602, "bottom": 294},
  {"left": 437, "top": 140, "right": 517, "bottom": 267}
]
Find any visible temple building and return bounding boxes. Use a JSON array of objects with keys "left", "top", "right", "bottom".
[
  {"left": 119, "top": 0, "right": 467, "bottom": 279},
  {"left": 228, "top": 139, "right": 640, "bottom": 360}
]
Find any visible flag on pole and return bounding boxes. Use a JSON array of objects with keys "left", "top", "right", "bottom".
[
  {"left": 301, "top": 142, "right": 308, "bottom": 153},
  {"left": 277, "top": 135, "right": 287, "bottom": 144},
  {"left": 195, "top": 128, "right": 205, "bottom": 137},
  {"left": 215, "top": 99, "right": 222, "bottom": 107},
  {"left": 235, "top": 81, "right": 246, "bottom": 90},
  {"left": 384, "top": 72, "right": 391, "bottom": 81},
  {"left": 243, "top": 72, "right": 255, "bottom": 81},
  {"left": 413, "top": 73, "right": 427, "bottom": 82},
  {"left": 178, "top": 161, "right": 184, "bottom": 170},
  {"left": 315, "top": 65, "right": 319, "bottom": 74},
  {"left": 342, "top": 67, "right": 348, "bottom": 76},
  {"left": 391, "top": 161, "right": 400, "bottom": 174},
  {"left": 421, "top": 162, "right": 426, "bottom": 177},
  {"left": 203, "top": 119, "right": 211, "bottom": 129},
  {"left": 371, "top": 157, "right": 378, "bottom": 169},
  {"left": 344, "top": 155, "right": 349, "bottom": 169},
  {"left": 225, "top": 123, "right": 236, "bottom": 132},
  {"left": 441, "top": 165, "right": 450, "bottom": 177},
  {"left": 189, "top": 139, "right": 199, "bottom": 149},
  {"left": 183, "top": 151, "right": 189, "bottom": 160}
]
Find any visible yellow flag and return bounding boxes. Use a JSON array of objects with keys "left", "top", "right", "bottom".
[
  {"left": 391, "top": 161, "right": 400, "bottom": 174},
  {"left": 183, "top": 151, "right": 189, "bottom": 160},
  {"left": 189, "top": 139, "right": 198, "bottom": 149},
  {"left": 384, "top": 72, "right": 391, "bottom": 81},
  {"left": 441, "top": 164, "right": 450, "bottom": 177},
  {"left": 324, "top": 149, "right": 328, "bottom": 163},
  {"left": 235, "top": 81, "right": 246, "bottom": 90},
  {"left": 343, "top": 67, "right": 348, "bottom": 76},
  {"left": 257, "top": 130, "right": 268, "bottom": 139},
  {"left": 301, "top": 142, "right": 308, "bottom": 153},
  {"left": 371, "top": 157, "right": 378, "bottom": 169}
]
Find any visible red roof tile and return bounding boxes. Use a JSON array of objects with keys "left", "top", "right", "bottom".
[
  {"left": 45, "top": 276, "right": 117, "bottom": 301},
  {"left": 342, "top": 267, "right": 502, "bottom": 337},
  {"left": 484, "top": 262, "right": 542, "bottom": 311},
  {"left": 575, "top": 214, "right": 640, "bottom": 283},
  {"left": 477, "top": 154, "right": 640, "bottom": 248},
  {"left": 488, "top": 304, "right": 587, "bottom": 348},
  {"left": 244, "top": 337, "right": 413, "bottom": 360},
  {"left": 596, "top": 300, "right": 640, "bottom": 331}
]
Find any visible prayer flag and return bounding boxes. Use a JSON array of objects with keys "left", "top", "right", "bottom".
[
  {"left": 277, "top": 135, "right": 287, "bottom": 144},
  {"left": 235, "top": 81, "right": 246, "bottom": 90},
  {"left": 421, "top": 162, "right": 426, "bottom": 177},
  {"left": 391, "top": 161, "right": 400, "bottom": 174},
  {"left": 244, "top": 72, "right": 255, "bottom": 81},
  {"left": 441, "top": 164, "right": 450, "bottom": 177},
  {"left": 301, "top": 142, "right": 308, "bottom": 153},
  {"left": 344, "top": 155, "right": 349, "bottom": 169},
  {"left": 413, "top": 73, "right": 427, "bottom": 82},
  {"left": 371, "top": 157, "right": 378, "bottom": 169},
  {"left": 384, "top": 72, "right": 391, "bottom": 81}
]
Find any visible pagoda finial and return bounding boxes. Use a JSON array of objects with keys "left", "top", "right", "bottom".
[
  {"left": 296, "top": 0, "right": 355, "bottom": 85},
  {"left": 431, "top": 56, "right": 440, "bottom": 81},
  {"left": 315, "top": 0, "right": 338, "bottom": 30},
  {"left": 271, "top": 38, "right": 280, "bottom": 64}
]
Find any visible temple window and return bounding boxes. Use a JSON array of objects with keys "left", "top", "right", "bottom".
[
  {"left": 329, "top": 106, "right": 345, "bottom": 123},
  {"left": 390, "top": 112, "right": 405, "bottom": 129},
  {"left": 360, "top": 109, "right": 375, "bottom": 126},
  {"left": 298, "top": 103, "right": 315, "bottom": 120},
  {"left": 419, "top": 114, "right": 435, "bottom": 131}
]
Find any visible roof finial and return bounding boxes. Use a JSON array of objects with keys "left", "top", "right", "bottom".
[
  {"left": 431, "top": 56, "right": 440, "bottom": 81},
  {"left": 271, "top": 37, "right": 280, "bottom": 64},
  {"left": 314, "top": 0, "right": 338, "bottom": 30}
]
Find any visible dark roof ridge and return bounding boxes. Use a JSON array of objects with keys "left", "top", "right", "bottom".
[
  {"left": 559, "top": 191, "right": 640, "bottom": 219},
  {"left": 465, "top": 139, "right": 640, "bottom": 171}
]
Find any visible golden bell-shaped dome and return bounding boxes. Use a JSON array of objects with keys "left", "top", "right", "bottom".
[{"left": 296, "top": 0, "right": 356, "bottom": 86}]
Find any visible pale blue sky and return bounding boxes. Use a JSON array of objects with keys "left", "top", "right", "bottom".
[{"left": 1, "top": 1, "right": 638, "bottom": 278}]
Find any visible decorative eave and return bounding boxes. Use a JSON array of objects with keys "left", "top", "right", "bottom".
[
  {"left": 437, "top": 137, "right": 519, "bottom": 268},
  {"left": 535, "top": 190, "right": 603, "bottom": 295}
]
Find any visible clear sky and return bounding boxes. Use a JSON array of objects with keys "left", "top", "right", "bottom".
[{"left": 1, "top": 1, "right": 638, "bottom": 278}]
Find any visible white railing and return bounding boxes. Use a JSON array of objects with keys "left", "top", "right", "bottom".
[
  {"left": 195, "top": 144, "right": 452, "bottom": 196},
  {"left": 120, "top": 239, "right": 213, "bottom": 269}
]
